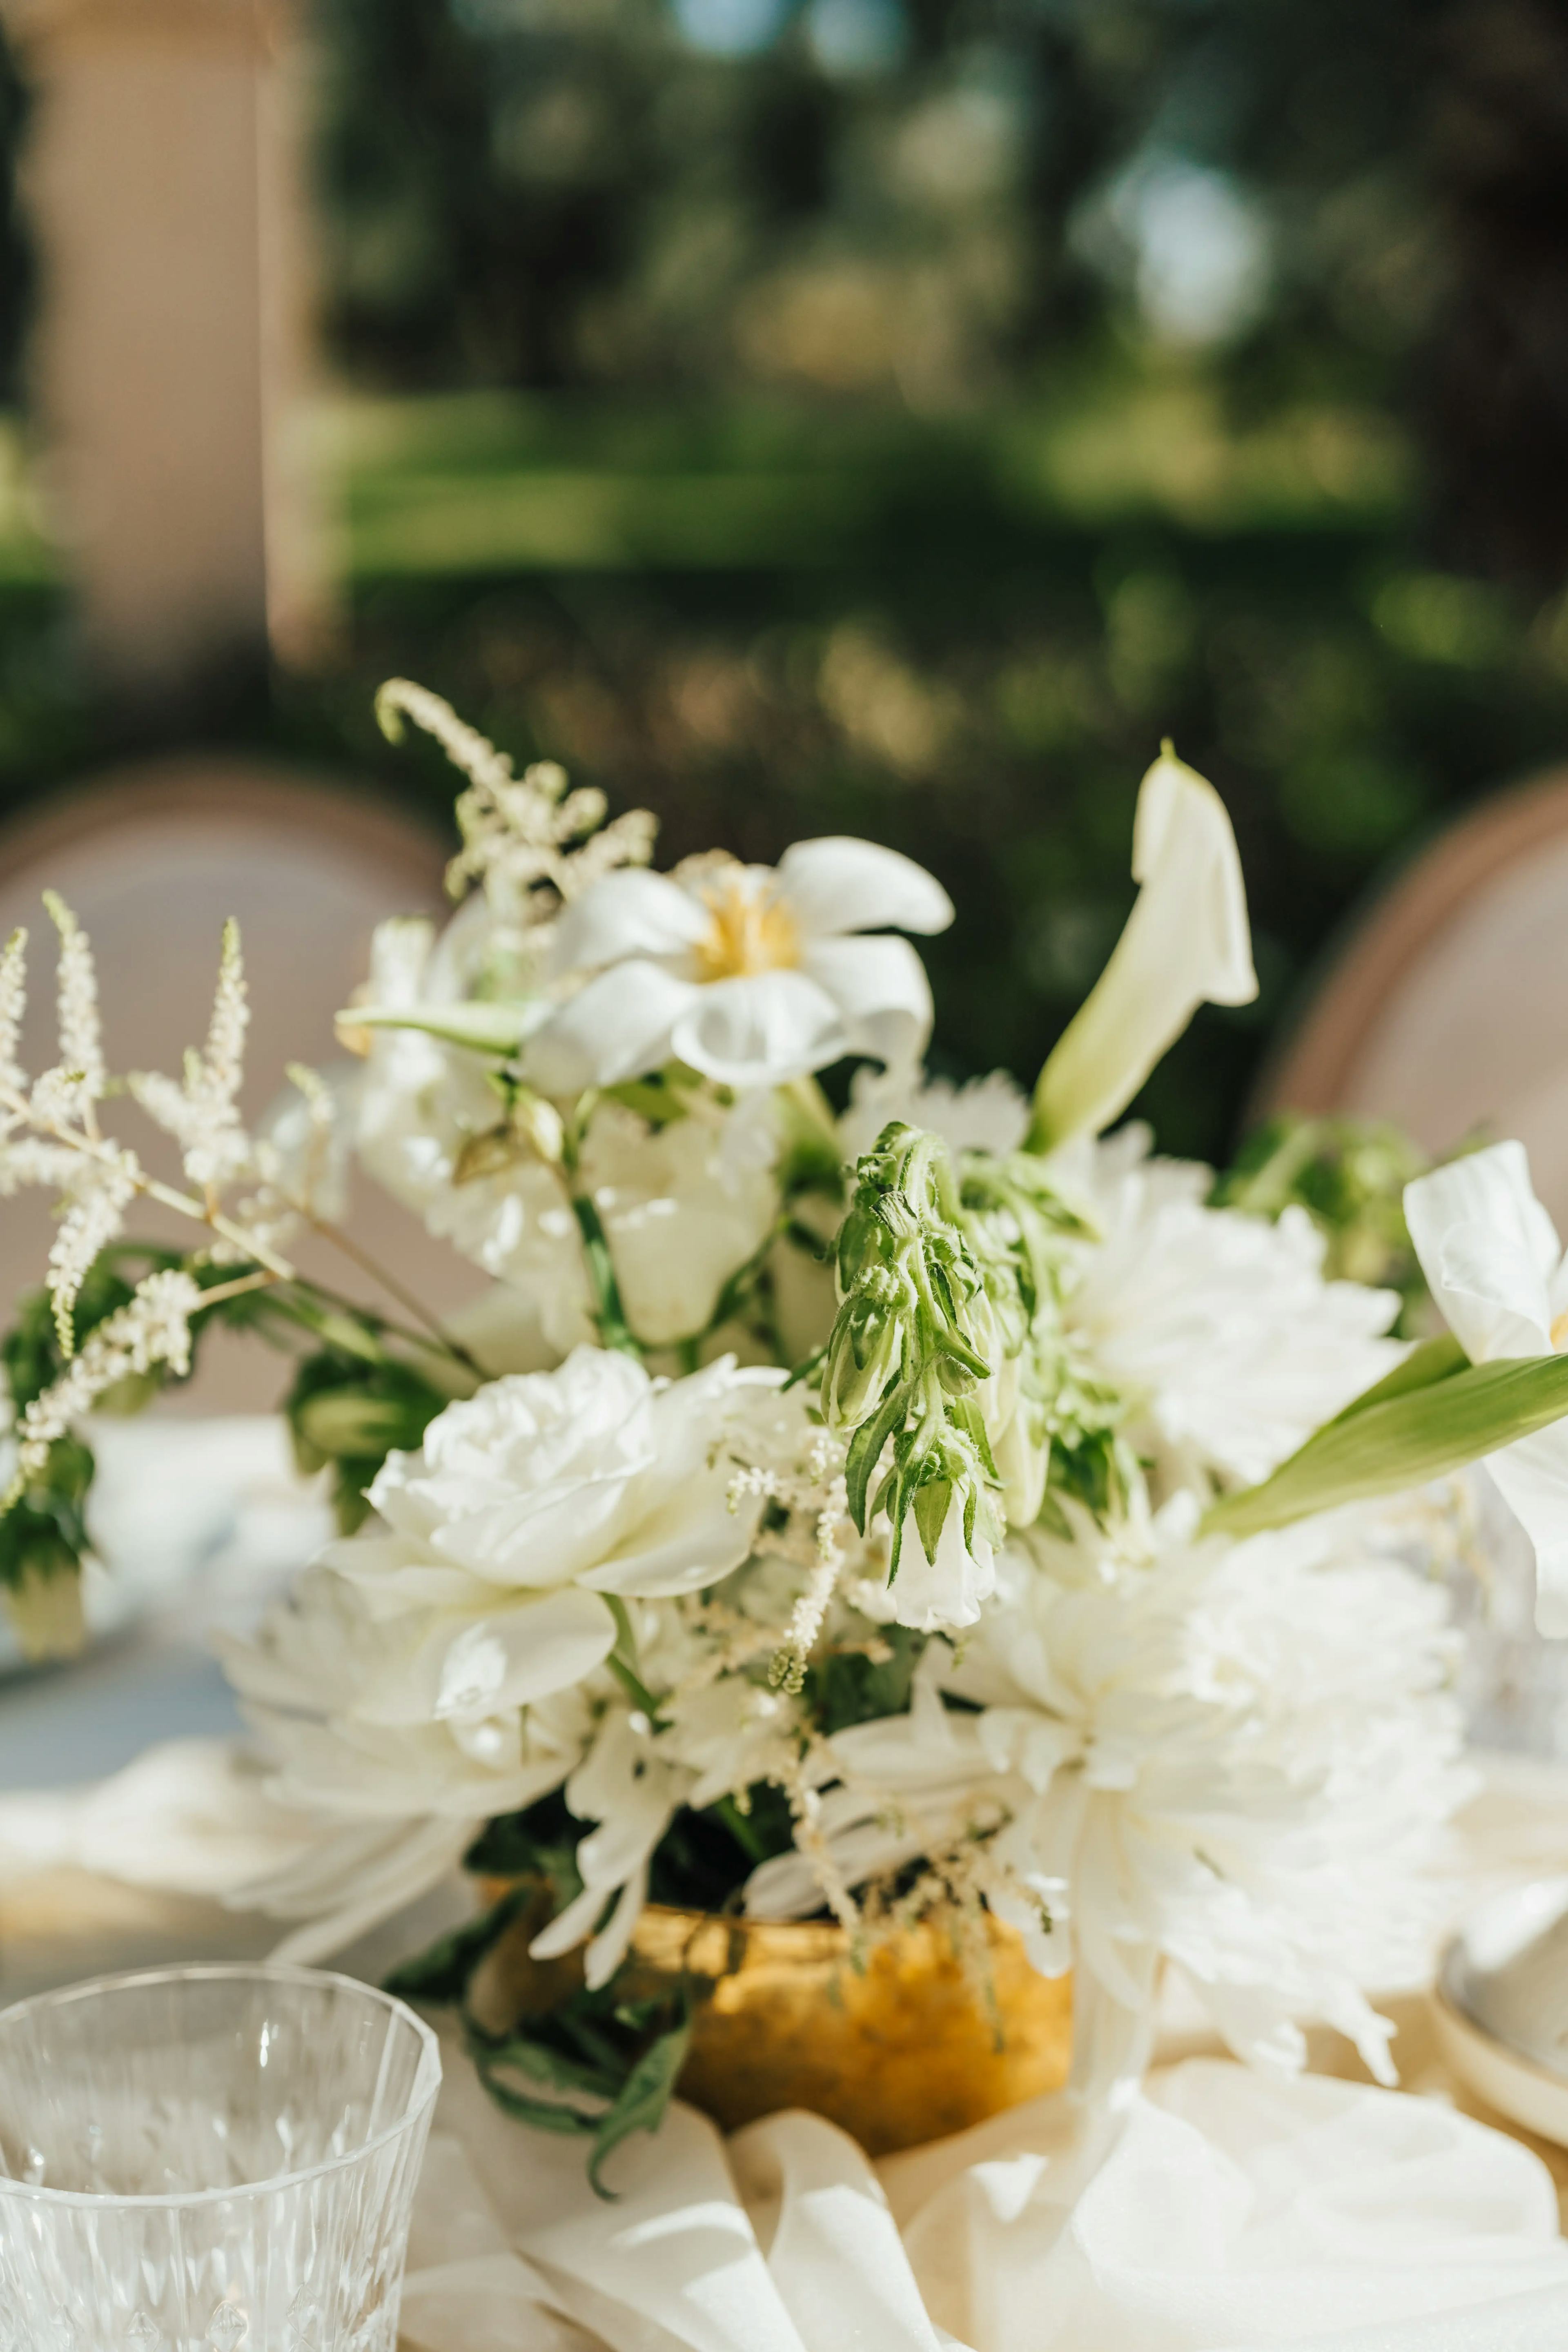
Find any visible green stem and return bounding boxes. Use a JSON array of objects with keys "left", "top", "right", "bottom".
[
  {"left": 1218, "top": 1118, "right": 1329, "bottom": 1216},
  {"left": 779, "top": 1074, "right": 840, "bottom": 1156},
  {"left": 714, "top": 1793, "right": 769, "bottom": 1865},
  {"left": 604, "top": 1596, "right": 667, "bottom": 1725},
  {"left": 310, "top": 1217, "right": 489, "bottom": 1377},
  {"left": 571, "top": 1194, "right": 642, "bottom": 1359}
]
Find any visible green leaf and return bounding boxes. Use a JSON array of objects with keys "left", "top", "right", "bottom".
[
  {"left": 470, "top": 2078, "right": 600, "bottom": 2136},
  {"left": 912, "top": 1472, "right": 952, "bottom": 1564},
  {"left": 809, "top": 1623, "right": 924, "bottom": 1735},
  {"left": 342, "top": 1001, "right": 535, "bottom": 1058},
  {"left": 383, "top": 1885, "right": 532, "bottom": 2006},
  {"left": 463, "top": 1816, "right": 584, "bottom": 1906},
  {"left": 472, "top": 2024, "right": 620, "bottom": 2109},
  {"left": 844, "top": 1380, "right": 909, "bottom": 1531},
  {"left": 284, "top": 1352, "right": 445, "bottom": 1525},
  {"left": 1322, "top": 1332, "right": 1466, "bottom": 1424},
  {"left": 587, "top": 2005, "right": 693, "bottom": 2200},
  {"left": 1204, "top": 1350, "right": 1568, "bottom": 1541}
]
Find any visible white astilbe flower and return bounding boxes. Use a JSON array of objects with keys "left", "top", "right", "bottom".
[
  {"left": 748, "top": 1513, "right": 1468, "bottom": 2091},
  {"left": 0, "top": 1136, "right": 79, "bottom": 1196},
  {"left": 375, "top": 678, "right": 657, "bottom": 924},
  {"left": 40, "top": 890, "right": 105, "bottom": 1118},
  {"left": 45, "top": 1150, "right": 138, "bottom": 1352},
  {"left": 7, "top": 1269, "right": 202, "bottom": 1495},
  {"left": 232, "top": 1062, "right": 353, "bottom": 1258},
  {"left": 0, "top": 924, "right": 26, "bottom": 1094},
  {"left": 1054, "top": 1126, "right": 1404, "bottom": 1490},
  {"left": 0, "top": 909, "right": 296, "bottom": 1295},
  {"left": 129, "top": 919, "right": 253, "bottom": 1192}
]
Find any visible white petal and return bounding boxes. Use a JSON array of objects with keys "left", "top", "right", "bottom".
[
  {"left": 352, "top": 1589, "right": 618, "bottom": 1724},
  {"left": 428, "top": 1472, "right": 634, "bottom": 1589},
  {"left": 579, "top": 1474, "right": 760, "bottom": 1597},
  {"left": 261, "top": 1817, "right": 478, "bottom": 1964},
  {"left": 523, "top": 960, "right": 698, "bottom": 1093},
  {"left": 434, "top": 1590, "right": 618, "bottom": 1717},
  {"left": 669, "top": 970, "right": 846, "bottom": 1085},
  {"left": 1031, "top": 747, "right": 1257, "bottom": 1149},
  {"left": 1404, "top": 1141, "right": 1561, "bottom": 1362},
  {"left": 777, "top": 836, "right": 954, "bottom": 938},
  {"left": 582, "top": 1863, "right": 650, "bottom": 1988},
  {"left": 800, "top": 935, "right": 934, "bottom": 1071},
  {"left": 886, "top": 1511, "right": 996, "bottom": 1633},
  {"left": 1483, "top": 1435, "right": 1568, "bottom": 1636},
  {"left": 547, "top": 868, "right": 710, "bottom": 978}
]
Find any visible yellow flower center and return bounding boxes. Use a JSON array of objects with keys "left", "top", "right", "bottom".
[
  {"left": 1551, "top": 1309, "right": 1568, "bottom": 1350},
  {"left": 693, "top": 874, "right": 800, "bottom": 982}
]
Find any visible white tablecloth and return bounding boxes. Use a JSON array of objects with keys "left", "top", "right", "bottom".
[
  {"left": 390, "top": 1750, "right": 1568, "bottom": 2351},
  {"left": 4, "top": 1742, "right": 1568, "bottom": 2349},
  {"left": 399, "top": 2046, "right": 1568, "bottom": 2352}
]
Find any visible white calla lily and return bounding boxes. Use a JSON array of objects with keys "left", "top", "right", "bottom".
[
  {"left": 1405, "top": 1140, "right": 1568, "bottom": 1634},
  {"left": 1027, "top": 744, "right": 1257, "bottom": 1152},
  {"left": 526, "top": 837, "right": 953, "bottom": 1094}
]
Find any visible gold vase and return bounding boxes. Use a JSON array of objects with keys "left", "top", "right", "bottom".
[{"left": 473, "top": 1896, "right": 1073, "bottom": 2158}]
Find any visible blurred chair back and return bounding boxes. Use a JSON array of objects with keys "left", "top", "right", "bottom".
[
  {"left": 1259, "top": 766, "right": 1568, "bottom": 1226},
  {"left": 0, "top": 755, "right": 477, "bottom": 1408}
]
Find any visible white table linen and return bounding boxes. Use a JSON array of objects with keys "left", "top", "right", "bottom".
[
  {"left": 3, "top": 1740, "right": 1568, "bottom": 2348},
  {"left": 399, "top": 2051, "right": 1568, "bottom": 2352}
]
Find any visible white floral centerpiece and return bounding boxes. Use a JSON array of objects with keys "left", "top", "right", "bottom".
[{"left": 4, "top": 685, "right": 1568, "bottom": 2182}]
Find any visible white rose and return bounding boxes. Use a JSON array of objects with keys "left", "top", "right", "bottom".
[{"left": 321, "top": 1351, "right": 776, "bottom": 1730}]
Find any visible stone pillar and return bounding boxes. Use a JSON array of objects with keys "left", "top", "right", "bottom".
[{"left": 8, "top": 0, "right": 329, "bottom": 695}]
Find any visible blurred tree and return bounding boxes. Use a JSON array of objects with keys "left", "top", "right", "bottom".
[
  {"left": 1423, "top": 0, "right": 1568, "bottom": 587},
  {"left": 304, "top": 0, "right": 1435, "bottom": 410},
  {"left": 0, "top": 34, "right": 29, "bottom": 404}
]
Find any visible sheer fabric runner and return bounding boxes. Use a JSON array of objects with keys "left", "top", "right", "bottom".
[
  {"left": 399, "top": 2049, "right": 1568, "bottom": 2352},
  {"left": 5, "top": 1744, "right": 1568, "bottom": 2350}
]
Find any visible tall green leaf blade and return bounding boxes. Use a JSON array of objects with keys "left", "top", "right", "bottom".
[
  {"left": 1323, "top": 1332, "right": 1467, "bottom": 1426},
  {"left": 1203, "top": 1352, "right": 1568, "bottom": 1541}
]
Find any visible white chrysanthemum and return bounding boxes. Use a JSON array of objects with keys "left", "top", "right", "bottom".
[
  {"left": 838, "top": 1062, "right": 1029, "bottom": 1165},
  {"left": 354, "top": 910, "right": 780, "bottom": 1352},
  {"left": 748, "top": 1513, "right": 1468, "bottom": 2088},
  {"left": 1055, "top": 1126, "right": 1404, "bottom": 1488},
  {"left": 526, "top": 837, "right": 953, "bottom": 1094},
  {"left": 218, "top": 1562, "right": 594, "bottom": 1959}
]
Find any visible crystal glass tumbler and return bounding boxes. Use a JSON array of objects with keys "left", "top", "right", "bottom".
[{"left": 0, "top": 1963, "right": 440, "bottom": 2352}]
